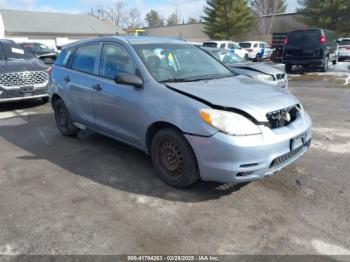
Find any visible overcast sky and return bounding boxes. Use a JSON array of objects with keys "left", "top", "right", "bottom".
[{"left": 0, "top": 0, "right": 299, "bottom": 21}]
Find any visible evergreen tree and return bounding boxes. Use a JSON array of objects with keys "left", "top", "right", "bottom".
[
  {"left": 298, "top": 0, "right": 350, "bottom": 36},
  {"left": 202, "top": 0, "right": 253, "bottom": 40},
  {"left": 145, "top": 10, "right": 164, "bottom": 27}
]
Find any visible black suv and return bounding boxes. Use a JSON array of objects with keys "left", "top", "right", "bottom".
[
  {"left": 283, "top": 28, "right": 338, "bottom": 72},
  {"left": 0, "top": 40, "right": 49, "bottom": 103}
]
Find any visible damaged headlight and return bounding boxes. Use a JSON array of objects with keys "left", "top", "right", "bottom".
[
  {"left": 253, "top": 74, "right": 275, "bottom": 83},
  {"left": 200, "top": 109, "right": 262, "bottom": 136}
]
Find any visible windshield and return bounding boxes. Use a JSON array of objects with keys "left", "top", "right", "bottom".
[
  {"left": 212, "top": 50, "right": 244, "bottom": 64},
  {"left": 133, "top": 43, "right": 233, "bottom": 82},
  {"left": 339, "top": 39, "right": 350, "bottom": 46},
  {"left": 33, "top": 43, "right": 53, "bottom": 52},
  {"left": 1, "top": 43, "right": 33, "bottom": 60}
]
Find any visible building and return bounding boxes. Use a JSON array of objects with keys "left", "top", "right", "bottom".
[
  {"left": 143, "top": 13, "right": 307, "bottom": 43},
  {"left": 0, "top": 9, "right": 125, "bottom": 49}
]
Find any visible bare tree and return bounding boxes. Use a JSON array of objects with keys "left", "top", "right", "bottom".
[
  {"left": 124, "top": 8, "right": 142, "bottom": 29},
  {"left": 90, "top": 0, "right": 126, "bottom": 27},
  {"left": 250, "top": 0, "right": 287, "bottom": 41},
  {"left": 167, "top": 6, "right": 181, "bottom": 26}
]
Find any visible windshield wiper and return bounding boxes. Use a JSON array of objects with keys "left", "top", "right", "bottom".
[{"left": 160, "top": 74, "right": 233, "bottom": 83}]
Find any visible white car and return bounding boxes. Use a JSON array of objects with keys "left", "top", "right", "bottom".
[
  {"left": 239, "top": 41, "right": 274, "bottom": 61},
  {"left": 202, "top": 41, "right": 248, "bottom": 59},
  {"left": 338, "top": 38, "right": 350, "bottom": 61}
]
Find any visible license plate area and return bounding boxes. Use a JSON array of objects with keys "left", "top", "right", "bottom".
[
  {"left": 290, "top": 133, "right": 307, "bottom": 151},
  {"left": 20, "top": 86, "right": 34, "bottom": 94}
]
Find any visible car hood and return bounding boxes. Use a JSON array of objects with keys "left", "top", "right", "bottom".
[
  {"left": 0, "top": 58, "right": 48, "bottom": 74},
  {"left": 166, "top": 75, "right": 299, "bottom": 122},
  {"left": 229, "top": 62, "right": 283, "bottom": 75}
]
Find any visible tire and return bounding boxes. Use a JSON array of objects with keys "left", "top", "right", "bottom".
[
  {"left": 285, "top": 64, "right": 292, "bottom": 73},
  {"left": 41, "top": 97, "right": 49, "bottom": 103},
  {"left": 53, "top": 99, "right": 79, "bottom": 136},
  {"left": 321, "top": 57, "right": 328, "bottom": 72},
  {"left": 255, "top": 53, "right": 262, "bottom": 62},
  {"left": 332, "top": 56, "right": 338, "bottom": 65},
  {"left": 151, "top": 128, "right": 200, "bottom": 188}
]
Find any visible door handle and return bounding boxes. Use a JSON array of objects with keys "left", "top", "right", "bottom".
[
  {"left": 92, "top": 84, "right": 102, "bottom": 91},
  {"left": 64, "top": 76, "right": 70, "bottom": 83}
]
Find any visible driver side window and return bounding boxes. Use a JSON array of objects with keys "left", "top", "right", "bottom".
[{"left": 100, "top": 44, "right": 136, "bottom": 80}]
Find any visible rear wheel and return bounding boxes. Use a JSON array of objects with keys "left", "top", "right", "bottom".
[
  {"left": 53, "top": 99, "right": 79, "bottom": 136},
  {"left": 332, "top": 56, "right": 338, "bottom": 65},
  {"left": 255, "top": 53, "right": 262, "bottom": 62},
  {"left": 321, "top": 57, "right": 328, "bottom": 72},
  {"left": 151, "top": 128, "right": 199, "bottom": 188},
  {"left": 285, "top": 64, "right": 292, "bottom": 73}
]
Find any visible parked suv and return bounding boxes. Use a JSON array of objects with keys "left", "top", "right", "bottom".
[
  {"left": 338, "top": 38, "right": 350, "bottom": 61},
  {"left": 202, "top": 41, "right": 248, "bottom": 59},
  {"left": 283, "top": 28, "right": 338, "bottom": 72},
  {"left": 49, "top": 37, "right": 312, "bottom": 188},
  {"left": 239, "top": 41, "right": 274, "bottom": 61},
  {"left": 0, "top": 40, "right": 50, "bottom": 103}
]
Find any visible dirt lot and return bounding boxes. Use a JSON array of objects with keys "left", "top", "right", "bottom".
[{"left": 0, "top": 65, "right": 349, "bottom": 255}]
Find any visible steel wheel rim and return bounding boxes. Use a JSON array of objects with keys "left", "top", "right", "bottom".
[{"left": 157, "top": 140, "right": 184, "bottom": 178}]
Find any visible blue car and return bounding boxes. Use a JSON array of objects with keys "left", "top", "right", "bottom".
[{"left": 49, "top": 36, "right": 312, "bottom": 188}]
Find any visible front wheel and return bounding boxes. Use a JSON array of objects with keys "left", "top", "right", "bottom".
[
  {"left": 151, "top": 128, "right": 199, "bottom": 188},
  {"left": 53, "top": 99, "right": 79, "bottom": 136},
  {"left": 285, "top": 64, "right": 292, "bottom": 73},
  {"left": 332, "top": 56, "right": 338, "bottom": 65}
]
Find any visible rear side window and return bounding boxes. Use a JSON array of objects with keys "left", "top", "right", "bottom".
[
  {"left": 55, "top": 48, "right": 73, "bottom": 67},
  {"left": 288, "top": 29, "right": 321, "bottom": 47},
  {"left": 203, "top": 42, "right": 218, "bottom": 48},
  {"left": 72, "top": 44, "right": 99, "bottom": 74},
  {"left": 239, "top": 43, "right": 251, "bottom": 48},
  {"left": 220, "top": 43, "right": 226, "bottom": 48}
]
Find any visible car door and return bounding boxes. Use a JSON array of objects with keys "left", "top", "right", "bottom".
[
  {"left": 65, "top": 43, "right": 100, "bottom": 128},
  {"left": 92, "top": 42, "right": 144, "bottom": 147}
]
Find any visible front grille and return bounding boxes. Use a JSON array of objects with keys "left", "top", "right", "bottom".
[
  {"left": 0, "top": 71, "right": 49, "bottom": 88},
  {"left": 276, "top": 73, "right": 286, "bottom": 80},
  {"left": 269, "top": 140, "right": 311, "bottom": 170},
  {"left": 266, "top": 105, "right": 301, "bottom": 129},
  {"left": 0, "top": 88, "right": 48, "bottom": 99}
]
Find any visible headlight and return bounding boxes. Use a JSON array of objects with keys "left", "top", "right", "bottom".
[
  {"left": 253, "top": 74, "right": 275, "bottom": 83},
  {"left": 200, "top": 109, "right": 262, "bottom": 136}
]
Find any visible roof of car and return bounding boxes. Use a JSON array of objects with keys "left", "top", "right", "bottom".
[{"left": 62, "top": 36, "right": 187, "bottom": 49}]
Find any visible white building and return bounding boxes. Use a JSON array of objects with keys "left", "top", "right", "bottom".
[{"left": 0, "top": 9, "right": 125, "bottom": 49}]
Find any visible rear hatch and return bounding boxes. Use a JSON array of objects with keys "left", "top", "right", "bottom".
[{"left": 284, "top": 29, "right": 323, "bottom": 60}]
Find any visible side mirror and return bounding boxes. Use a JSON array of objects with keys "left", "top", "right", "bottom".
[{"left": 114, "top": 73, "right": 144, "bottom": 88}]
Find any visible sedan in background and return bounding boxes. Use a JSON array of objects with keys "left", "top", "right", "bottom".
[
  {"left": 338, "top": 38, "right": 350, "bottom": 61},
  {"left": 202, "top": 47, "right": 288, "bottom": 89},
  {"left": 20, "top": 42, "right": 58, "bottom": 65}
]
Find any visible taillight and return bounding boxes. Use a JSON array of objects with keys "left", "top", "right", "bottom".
[
  {"left": 247, "top": 49, "right": 253, "bottom": 52},
  {"left": 320, "top": 35, "right": 326, "bottom": 44},
  {"left": 284, "top": 37, "right": 288, "bottom": 45}
]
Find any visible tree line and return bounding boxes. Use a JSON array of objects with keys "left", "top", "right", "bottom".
[{"left": 91, "top": 0, "right": 350, "bottom": 38}]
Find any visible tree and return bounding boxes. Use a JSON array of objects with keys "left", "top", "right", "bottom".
[
  {"left": 250, "top": 0, "right": 287, "bottom": 41},
  {"left": 145, "top": 10, "right": 164, "bottom": 27},
  {"left": 124, "top": 8, "right": 142, "bottom": 29},
  {"left": 187, "top": 17, "right": 198, "bottom": 24},
  {"left": 298, "top": 0, "right": 350, "bottom": 36},
  {"left": 90, "top": 0, "right": 125, "bottom": 27},
  {"left": 167, "top": 7, "right": 181, "bottom": 26},
  {"left": 202, "top": 0, "right": 254, "bottom": 40},
  {"left": 251, "top": 0, "right": 286, "bottom": 15}
]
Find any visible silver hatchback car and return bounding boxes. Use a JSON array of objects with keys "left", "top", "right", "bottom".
[{"left": 49, "top": 36, "right": 312, "bottom": 188}]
